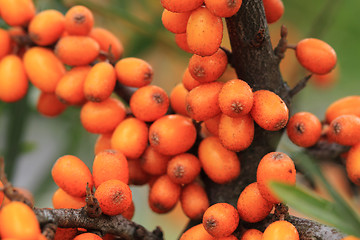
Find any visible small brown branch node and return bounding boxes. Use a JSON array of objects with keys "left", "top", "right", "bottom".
[
  {"left": 249, "top": 27, "right": 265, "bottom": 48},
  {"left": 274, "top": 25, "right": 288, "bottom": 61},
  {"left": 84, "top": 183, "right": 102, "bottom": 218},
  {"left": 274, "top": 203, "right": 289, "bottom": 221},
  {"left": 289, "top": 74, "right": 313, "bottom": 98}
]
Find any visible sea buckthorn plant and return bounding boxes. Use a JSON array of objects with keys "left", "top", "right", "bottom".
[{"left": 0, "top": 0, "right": 359, "bottom": 240}]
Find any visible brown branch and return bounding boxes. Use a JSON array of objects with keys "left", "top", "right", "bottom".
[
  {"left": 289, "top": 74, "right": 312, "bottom": 98},
  {"left": 34, "top": 208, "right": 163, "bottom": 240},
  {"left": 274, "top": 25, "right": 288, "bottom": 61}
]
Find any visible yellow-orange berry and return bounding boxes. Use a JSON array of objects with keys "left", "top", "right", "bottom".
[
  {"left": 182, "top": 67, "right": 201, "bottom": 91},
  {"left": 187, "top": 7, "right": 223, "bottom": 56},
  {"left": 140, "top": 146, "right": 171, "bottom": 176},
  {"left": 94, "top": 133, "right": 112, "bottom": 155},
  {"left": 122, "top": 200, "right": 135, "bottom": 220},
  {"left": 52, "top": 188, "right": 86, "bottom": 209},
  {"left": 204, "top": 0, "right": 242, "bottom": 18},
  {"left": 111, "top": 118, "right": 148, "bottom": 159},
  {"left": 198, "top": 136, "right": 240, "bottom": 184},
  {"left": 0, "top": 29, "right": 11, "bottom": 60},
  {"left": 128, "top": 158, "right": 151, "bottom": 185},
  {"left": 257, "top": 152, "right": 296, "bottom": 204},
  {"left": 84, "top": 62, "right": 116, "bottom": 102},
  {"left": 346, "top": 144, "right": 360, "bottom": 186},
  {"left": 202, "top": 203, "right": 239, "bottom": 238},
  {"left": 89, "top": 27, "right": 124, "bottom": 61},
  {"left": 237, "top": 182, "right": 273, "bottom": 223},
  {"left": 149, "top": 114, "right": 197, "bottom": 155},
  {"left": 95, "top": 179, "right": 132, "bottom": 216},
  {"left": 325, "top": 96, "right": 360, "bottom": 123},
  {"left": 0, "top": 0, "right": 35, "bottom": 26},
  {"left": 65, "top": 5, "right": 94, "bottom": 36},
  {"left": 204, "top": 114, "right": 221, "bottom": 137},
  {"left": 170, "top": 83, "right": 189, "bottom": 116},
  {"left": 175, "top": 33, "right": 194, "bottom": 54},
  {"left": 287, "top": 112, "right": 322, "bottom": 147},
  {"left": 296, "top": 38, "right": 337, "bottom": 75},
  {"left": 73, "top": 233, "right": 102, "bottom": 240},
  {"left": 342, "top": 236, "right": 360, "bottom": 240},
  {"left": 130, "top": 85, "right": 169, "bottom": 122},
  {"left": 263, "top": 0, "right": 284, "bottom": 24},
  {"left": 115, "top": 57, "right": 153, "bottom": 88},
  {"left": 250, "top": 90, "right": 289, "bottom": 131},
  {"left": 180, "top": 223, "right": 215, "bottom": 240},
  {"left": 262, "top": 220, "right": 299, "bottom": 240},
  {"left": 181, "top": 182, "right": 209, "bottom": 220},
  {"left": 161, "top": 0, "right": 204, "bottom": 13},
  {"left": 54, "top": 228, "right": 78, "bottom": 240},
  {"left": 92, "top": 150, "right": 129, "bottom": 188},
  {"left": 37, "top": 92, "right": 67, "bottom": 117},
  {"left": 241, "top": 229, "right": 263, "bottom": 240},
  {"left": 162, "top": 9, "right": 191, "bottom": 34},
  {"left": 327, "top": 115, "right": 360, "bottom": 146},
  {"left": 167, "top": 153, "right": 201, "bottom": 184},
  {"left": 51, "top": 155, "right": 94, "bottom": 197},
  {"left": 0, "top": 55, "right": 28, "bottom": 102}
]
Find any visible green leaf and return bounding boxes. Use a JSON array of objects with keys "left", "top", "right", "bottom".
[{"left": 270, "top": 182, "right": 360, "bottom": 237}]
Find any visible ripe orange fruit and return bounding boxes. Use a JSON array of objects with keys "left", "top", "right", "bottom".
[
  {"left": 89, "top": 27, "right": 124, "bottom": 61},
  {"left": 161, "top": 0, "right": 204, "bottom": 13},
  {"left": 180, "top": 182, "right": 209, "bottom": 220},
  {"left": 161, "top": 9, "right": 191, "bottom": 34},
  {"left": 263, "top": 0, "right": 284, "bottom": 24},
  {"left": 0, "top": 0, "right": 35, "bottom": 26},
  {"left": 65, "top": 5, "right": 94, "bottom": 36},
  {"left": 327, "top": 115, "right": 360, "bottom": 146},
  {"left": 346, "top": 144, "right": 360, "bottom": 186},
  {"left": 73, "top": 233, "right": 102, "bottom": 240},
  {"left": 52, "top": 188, "right": 86, "bottom": 209},
  {"left": 115, "top": 57, "right": 153, "bottom": 88},
  {"left": 180, "top": 223, "right": 215, "bottom": 240},
  {"left": 325, "top": 96, "right": 360, "bottom": 123},
  {"left": 241, "top": 229, "right": 263, "bottom": 240},
  {"left": 167, "top": 153, "right": 201, "bottom": 184},
  {"left": 204, "top": 0, "right": 242, "bottom": 18},
  {"left": 140, "top": 146, "right": 171, "bottom": 176},
  {"left": 262, "top": 220, "right": 299, "bottom": 240}
]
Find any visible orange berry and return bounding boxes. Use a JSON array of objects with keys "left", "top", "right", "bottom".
[
  {"left": 37, "top": 92, "right": 67, "bottom": 117},
  {"left": 180, "top": 223, "right": 215, "bottom": 240},
  {"left": 92, "top": 150, "right": 129, "bottom": 188},
  {"left": 256, "top": 152, "right": 296, "bottom": 204},
  {"left": 0, "top": 55, "right": 28, "bottom": 102},
  {"left": 296, "top": 38, "right": 337, "bottom": 75},
  {"left": 55, "top": 36, "right": 100, "bottom": 66},
  {"left": 218, "top": 79, "right": 253, "bottom": 117},
  {"left": 149, "top": 175, "right": 181, "bottom": 213},
  {"left": 250, "top": 90, "right": 289, "bottom": 131},
  {"left": 182, "top": 67, "right": 201, "bottom": 91},
  {"left": 204, "top": 0, "right": 242, "bottom": 17},
  {"left": 140, "top": 146, "right": 171, "bottom": 176},
  {"left": 84, "top": 62, "right": 116, "bottom": 102},
  {"left": 94, "top": 133, "right": 112, "bottom": 155},
  {"left": 28, "top": 10, "right": 65, "bottom": 46},
  {"left": 241, "top": 229, "right": 263, "bottom": 240},
  {"left": 198, "top": 136, "right": 240, "bottom": 184},
  {"left": 162, "top": 9, "right": 191, "bottom": 34},
  {"left": 312, "top": 66, "right": 339, "bottom": 88},
  {"left": 80, "top": 97, "right": 126, "bottom": 134},
  {"left": 175, "top": 33, "right": 194, "bottom": 53},
  {"left": 263, "top": 0, "right": 284, "bottom": 24},
  {"left": 170, "top": 83, "right": 189, "bottom": 116},
  {"left": 52, "top": 188, "right": 86, "bottom": 209},
  {"left": 73, "top": 233, "right": 102, "bottom": 240},
  {"left": 217, "top": 235, "right": 238, "bottom": 240},
  {"left": 56, "top": 66, "right": 91, "bottom": 105},
  {"left": 51, "top": 155, "right": 94, "bottom": 197},
  {"left": 0, "top": 181, "right": 4, "bottom": 206},
  {"left": 130, "top": 85, "right": 169, "bottom": 122},
  {"left": 186, "top": 82, "right": 223, "bottom": 121},
  {"left": 0, "top": 29, "right": 11, "bottom": 60},
  {"left": 180, "top": 182, "right": 209, "bottom": 220},
  {"left": 218, "top": 114, "right": 254, "bottom": 152},
  {"left": 89, "top": 27, "right": 124, "bottom": 61},
  {"left": 0, "top": 0, "right": 35, "bottom": 26},
  {"left": 342, "top": 236, "right": 360, "bottom": 240},
  {"left": 161, "top": 0, "right": 204, "bottom": 13},
  {"left": 187, "top": 7, "right": 223, "bottom": 56},
  {"left": 346, "top": 144, "right": 360, "bottom": 186},
  {"left": 325, "top": 96, "right": 360, "bottom": 123},
  {"left": 167, "top": 153, "right": 201, "bottom": 184},
  {"left": 188, "top": 49, "right": 228, "bottom": 83},
  {"left": 149, "top": 114, "right": 197, "bottom": 155},
  {"left": 111, "top": 118, "right": 148, "bottom": 159},
  {"left": 237, "top": 182, "right": 273, "bottom": 223},
  {"left": 287, "top": 112, "right": 322, "bottom": 147},
  {"left": 262, "top": 220, "right": 299, "bottom": 240},
  {"left": 65, "top": 5, "right": 94, "bottom": 36},
  {"left": 122, "top": 200, "right": 135, "bottom": 220},
  {"left": 23, "top": 47, "right": 65, "bottom": 93},
  {"left": 202, "top": 203, "right": 239, "bottom": 238},
  {"left": 128, "top": 158, "right": 151, "bottom": 185},
  {"left": 204, "top": 114, "right": 221, "bottom": 137},
  {"left": 327, "top": 115, "right": 360, "bottom": 146},
  {"left": 54, "top": 228, "right": 78, "bottom": 240},
  {"left": 0, "top": 201, "right": 40, "bottom": 239},
  {"left": 95, "top": 179, "right": 132, "bottom": 216},
  {"left": 115, "top": 57, "right": 153, "bottom": 88}
]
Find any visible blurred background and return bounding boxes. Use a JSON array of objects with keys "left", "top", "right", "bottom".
[{"left": 0, "top": 0, "right": 359, "bottom": 239}]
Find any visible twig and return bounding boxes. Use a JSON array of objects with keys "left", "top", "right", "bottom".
[
  {"left": 289, "top": 75, "right": 312, "bottom": 98},
  {"left": 84, "top": 184, "right": 102, "bottom": 218},
  {"left": 274, "top": 25, "right": 288, "bottom": 61},
  {"left": 42, "top": 223, "right": 57, "bottom": 240}
]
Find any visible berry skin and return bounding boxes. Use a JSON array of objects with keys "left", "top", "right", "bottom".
[
  {"left": 65, "top": 5, "right": 94, "bottom": 36},
  {"left": 130, "top": 85, "right": 169, "bottom": 122},
  {"left": 182, "top": 67, "right": 201, "bottom": 91},
  {"left": 52, "top": 188, "right": 86, "bottom": 209},
  {"left": 263, "top": 0, "right": 284, "bottom": 24},
  {"left": 237, "top": 182, "right": 273, "bottom": 223},
  {"left": 37, "top": 92, "right": 67, "bottom": 117},
  {"left": 54, "top": 228, "right": 78, "bottom": 240},
  {"left": 0, "top": 55, "right": 28, "bottom": 102},
  {"left": 325, "top": 96, "right": 360, "bottom": 123},
  {"left": 296, "top": 38, "right": 337, "bottom": 75},
  {"left": 92, "top": 150, "right": 129, "bottom": 188},
  {"left": 0, "top": 0, "right": 35, "bottom": 26},
  {"left": 161, "top": 0, "right": 204, "bottom": 13},
  {"left": 167, "top": 153, "right": 201, "bottom": 184},
  {"left": 218, "top": 79, "right": 254, "bottom": 118},
  {"left": 180, "top": 223, "right": 215, "bottom": 240},
  {"left": 257, "top": 152, "right": 296, "bottom": 204},
  {"left": 187, "top": 7, "right": 223, "bottom": 56},
  {"left": 95, "top": 179, "right": 132, "bottom": 216},
  {"left": 149, "top": 114, "right": 197, "bottom": 155},
  {"left": 188, "top": 48, "right": 228, "bottom": 83},
  {"left": 346, "top": 144, "right": 360, "bottom": 186},
  {"left": 202, "top": 203, "right": 239, "bottom": 238},
  {"left": 161, "top": 9, "right": 191, "bottom": 34},
  {"left": 73, "top": 233, "right": 102, "bottom": 240},
  {"left": 149, "top": 175, "right": 181, "bottom": 214},
  {"left": 115, "top": 57, "right": 153, "bottom": 88},
  {"left": 250, "top": 90, "right": 289, "bottom": 131},
  {"left": 342, "top": 236, "right": 360, "bottom": 240},
  {"left": 175, "top": 33, "right": 194, "bottom": 53},
  {"left": 198, "top": 136, "right": 240, "bottom": 184},
  {"left": 327, "top": 115, "right": 360, "bottom": 146},
  {"left": 241, "top": 229, "right": 263, "bottom": 240},
  {"left": 286, "top": 112, "right": 322, "bottom": 147},
  {"left": 204, "top": 0, "right": 242, "bottom": 18},
  {"left": 180, "top": 182, "right": 210, "bottom": 220},
  {"left": 94, "top": 133, "right": 112, "bottom": 155},
  {"left": 140, "top": 146, "right": 171, "bottom": 176},
  {"left": 128, "top": 158, "right": 151, "bottom": 186},
  {"left": 0, "top": 29, "right": 11, "bottom": 60},
  {"left": 51, "top": 155, "right": 94, "bottom": 198},
  {"left": 89, "top": 27, "right": 124, "bottom": 61},
  {"left": 170, "top": 83, "right": 189, "bottom": 116},
  {"left": 28, "top": 10, "right": 65, "bottom": 46},
  {"left": 111, "top": 118, "right": 149, "bottom": 159},
  {"left": 262, "top": 220, "right": 299, "bottom": 240},
  {"left": 80, "top": 97, "right": 126, "bottom": 134},
  {"left": 204, "top": 114, "right": 221, "bottom": 137}
]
